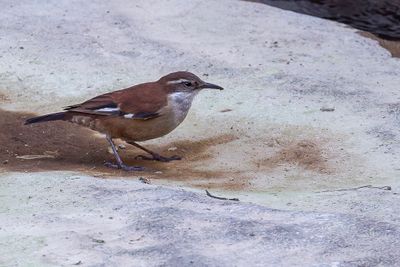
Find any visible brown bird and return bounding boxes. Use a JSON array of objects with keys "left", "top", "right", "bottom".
[{"left": 25, "top": 71, "right": 223, "bottom": 171}]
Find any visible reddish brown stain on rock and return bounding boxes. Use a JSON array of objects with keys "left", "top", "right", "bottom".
[
  {"left": 0, "top": 108, "right": 335, "bottom": 191},
  {"left": 258, "top": 140, "right": 332, "bottom": 174}
]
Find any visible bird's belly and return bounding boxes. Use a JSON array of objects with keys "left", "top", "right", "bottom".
[
  {"left": 119, "top": 101, "right": 191, "bottom": 141},
  {"left": 95, "top": 112, "right": 187, "bottom": 141},
  {"left": 122, "top": 117, "right": 179, "bottom": 141}
]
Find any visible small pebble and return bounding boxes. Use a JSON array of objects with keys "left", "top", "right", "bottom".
[{"left": 139, "top": 177, "right": 151, "bottom": 184}]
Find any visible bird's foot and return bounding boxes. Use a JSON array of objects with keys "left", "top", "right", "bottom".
[
  {"left": 104, "top": 162, "right": 145, "bottom": 171},
  {"left": 135, "top": 154, "right": 181, "bottom": 162}
]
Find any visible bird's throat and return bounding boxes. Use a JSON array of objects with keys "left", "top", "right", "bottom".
[{"left": 168, "top": 91, "right": 198, "bottom": 124}]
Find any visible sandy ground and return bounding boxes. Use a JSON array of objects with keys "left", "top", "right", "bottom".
[{"left": 1, "top": 0, "right": 400, "bottom": 265}]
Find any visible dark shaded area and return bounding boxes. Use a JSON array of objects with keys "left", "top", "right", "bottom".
[
  {"left": 248, "top": 0, "right": 400, "bottom": 40},
  {"left": 0, "top": 108, "right": 110, "bottom": 172}
]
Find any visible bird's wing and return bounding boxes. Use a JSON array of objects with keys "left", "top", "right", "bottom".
[
  {"left": 64, "top": 85, "right": 166, "bottom": 120},
  {"left": 64, "top": 93, "right": 120, "bottom": 115}
]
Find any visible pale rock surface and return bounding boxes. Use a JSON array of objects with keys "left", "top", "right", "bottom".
[{"left": 1, "top": 0, "right": 400, "bottom": 266}]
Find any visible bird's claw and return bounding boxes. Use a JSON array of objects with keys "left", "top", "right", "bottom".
[
  {"left": 135, "top": 154, "right": 181, "bottom": 162},
  {"left": 104, "top": 162, "right": 145, "bottom": 171}
]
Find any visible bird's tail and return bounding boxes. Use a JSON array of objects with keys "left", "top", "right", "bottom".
[{"left": 25, "top": 112, "right": 66, "bottom": 125}]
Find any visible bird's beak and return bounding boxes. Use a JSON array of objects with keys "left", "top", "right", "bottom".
[{"left": 199, "top": 82, "right": 224, "bottom": 90}]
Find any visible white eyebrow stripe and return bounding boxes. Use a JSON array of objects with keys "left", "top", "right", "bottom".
[
  {"left": 123, "top": 113, "right": 135, "bottom": 119},
  {"left": 167, "top": 79, "right": 191, "bottom": 85},
  {"left": 95, "top": 107, "right": 120, "bottom": 112}
]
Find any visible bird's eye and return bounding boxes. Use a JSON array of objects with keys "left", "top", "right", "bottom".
[{"left": 183, "top": 82, "right": 192, "bottom": 87}]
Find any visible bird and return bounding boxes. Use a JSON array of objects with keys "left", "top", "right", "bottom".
[{"left": 25, "top": 71, "right": 223, "bottom": 171}]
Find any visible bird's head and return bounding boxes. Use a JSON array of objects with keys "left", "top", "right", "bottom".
[{"left": 158, "top": 71, "right": 223, "bottom": 94}]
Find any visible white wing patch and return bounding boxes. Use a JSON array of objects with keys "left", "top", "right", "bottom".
[
  {"left": 123, "top": 113, "right": 135, "bottom": 119},
  {"left": 95, "top": 107, "right": 120, "bottom": 113}
]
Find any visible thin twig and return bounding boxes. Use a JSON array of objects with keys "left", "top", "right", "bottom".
[
  {"left": 205, "top": 190, "right": 239, "bottom": 201},
  {"left": 315, "top": 185, "right": 391, "bottom": 193},
  {"left": 320, "top": 107, "right": 335, "bottom": 112}
]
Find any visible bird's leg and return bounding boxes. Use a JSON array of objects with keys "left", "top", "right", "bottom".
[
  {"left": 104, "top": 136, "right": 145, "bottom": 171},
  {"left": 126, "top": 141, "right": 181, "bottom": 162}
]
